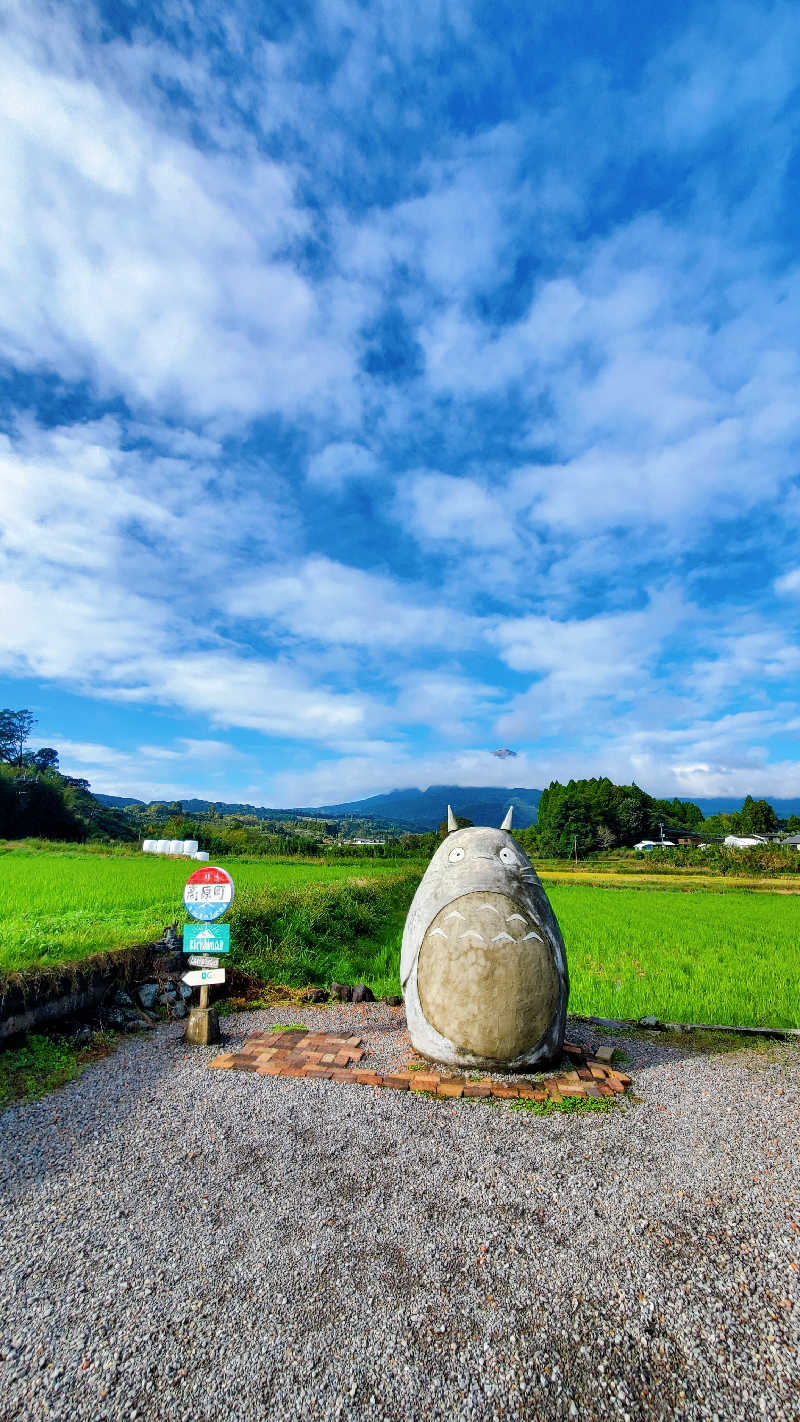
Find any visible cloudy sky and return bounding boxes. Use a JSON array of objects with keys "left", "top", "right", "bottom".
[{"left": 2, "top": 0, "right": 799, "bottom": 806}]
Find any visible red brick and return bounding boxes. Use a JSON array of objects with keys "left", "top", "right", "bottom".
[
  {"left": 557, "top": 1086, "right": 585, "bottom": 1098},
  {"left": 277, "top": 1065, "right": 306, "bottom": 1078},
  {"left": 346, "top": 1036, "right": 362, "bottom": 1046},
  {"left": 563, "top": 1041, "right": 585, "bottom": 1056},
  {"left": 463, "top": 1082, "right": 492, "bottom": 1098},
  {"left": 409, "top": 1073, "right": 441, "bottom": 1092},
  {"left": 301, "top": 1066, "right": 333, "bottom": 1079},
  {"left": 559, "top": 1069, "right": 581, "bottom": 1084},
  {"left": 589, "top": 1064, "right": 609, "bottom": 1080},
  {"left": 594, "top": 1083, "right": 615, "bottom": 1097},
  {"left": 256, "top": 1061, "right": 284, "bottom": 1076},
  {"left": 516, "top": 1082, "right": 540, "bottom": 1099},
  {"left": 328, "top": 1068, "right": 354, "bottom": 1082},
  {"left": 437, "top": 1079, "right": 465, "bottom": 1098},
  {"left": 334, "top": 1051, "right": 351, "bottom": 1065},
  {"left": 209, "top": 1054, "right": 235, "bottom": 1069},
  {"left": 353, "top": 1071, "right": 384, "bottom": 1086},
  {"left": 606, "top": 1072, "right": 629, "bottom": 1090},
  {"left": 321, "top": 1053, "right": 336, "bottom": 1064},
  {"left": 385, "top": 1074, "right": 411, "bottom": 1090},
  {"left": 576, "top": 1067, "right": 594, "bottom": 1081},
  {"left": 490, "top": 1083, "right": 519, "bottom": 1099}
]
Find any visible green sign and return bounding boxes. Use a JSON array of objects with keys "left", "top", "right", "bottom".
[{"left": 183, "top": 923, "right": 230, "bottom": 955}]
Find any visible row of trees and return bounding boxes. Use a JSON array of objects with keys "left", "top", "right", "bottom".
[
  {"left": 533, "top": 778, "right": 707, "bottom": 857},
  {"left": 0, "top": 709, "right": 135, "bottom": 842}
]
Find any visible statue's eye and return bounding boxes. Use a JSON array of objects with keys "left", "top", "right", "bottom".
[
  {"left": 499, "top": 847, "right": 517, "bottom": 865},
  {"left": 448, "top": 846, "right": 465, "bottom": 863}
]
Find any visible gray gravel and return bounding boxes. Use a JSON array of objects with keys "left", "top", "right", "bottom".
[{"left": 0, "top": 1004, "right": 798, "bottom": 1422}]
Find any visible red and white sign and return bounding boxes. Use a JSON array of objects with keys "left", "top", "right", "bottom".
[{"left": 183, "top": 865, "right": 235, "bottom": 922}]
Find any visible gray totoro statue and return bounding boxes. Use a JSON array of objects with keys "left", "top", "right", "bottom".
[{"left": 401, "top": 806, "right": 569, "bottom": 1070}]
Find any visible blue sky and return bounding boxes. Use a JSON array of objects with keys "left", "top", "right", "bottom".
[{"left": 1, "top": 0, "right": 799, "bottom": 806}]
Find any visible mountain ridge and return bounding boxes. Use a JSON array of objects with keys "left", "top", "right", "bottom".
[{"left": 93, "top": 786, "right": 800, "bottom": 832}]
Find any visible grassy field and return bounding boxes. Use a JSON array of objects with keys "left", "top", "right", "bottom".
[
  {"left": 0, "top": 844, "right": 414, "bottom": 977},
  {"left": 1, "top": 844, "right": 798, "bottom": 1029},
  {"left": 550, "top": 883, "right": 800, "bottom": 1028}
]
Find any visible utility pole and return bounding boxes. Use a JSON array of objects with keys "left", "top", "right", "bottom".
[
  {"left": 659, "top": 823, "right": 665, "bottom": 843},
  {"left": 573, "top": 834, "right": 578, "bottom": 864}
]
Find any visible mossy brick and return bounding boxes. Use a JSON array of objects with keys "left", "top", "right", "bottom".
[{"left": 490, "top": 1082, "right": 519, "bottom": 1099}]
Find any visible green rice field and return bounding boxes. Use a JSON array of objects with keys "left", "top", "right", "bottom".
[
  {"left": 1, "top": 845, "right": 798, "bottom": 1028},
  {"left": 0, "top": 846, "right": 411, "bottom": 976}
]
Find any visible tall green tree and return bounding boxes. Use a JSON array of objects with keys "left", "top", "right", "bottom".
[{"left": 0, "top": 709, "right": 36, "bottom": 765}]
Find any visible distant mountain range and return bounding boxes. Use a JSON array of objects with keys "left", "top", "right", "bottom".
[
  {"left": 94, "top": 785, "right": 800, "bottom": 831},
  {"left": 94, "top": 785, "right": 542, "bottom": 829}
]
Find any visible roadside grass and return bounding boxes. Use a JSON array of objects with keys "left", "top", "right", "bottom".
[
  {"left": 0, "top": 1031, "right": 115, "bottom": 1110},
  {"left": 0, "top": 846, "right": 420, "bottom": 980}
]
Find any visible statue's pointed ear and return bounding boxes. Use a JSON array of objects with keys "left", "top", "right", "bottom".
[
  {"left": 447, "top": 805, "right": 457, "bottom": 833},
  {"left": 500, "top": 806, "right": 513, "bottom": 830}
]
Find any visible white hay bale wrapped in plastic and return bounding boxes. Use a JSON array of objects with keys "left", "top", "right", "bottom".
[
  {"left": 168, "top": 839, "right": 184, "bottom": 855},
  {"left": 141, "top": 839, "right": 156, "bottom": 853},
  {"left": 193, "top": 850, "right": 209, "bottom": 861},
  {"left": 156, "top": 839, "right": 170, "bottom": 854},
  {"left": 182, "top": 839, "right": 199, "bottom": 855}
]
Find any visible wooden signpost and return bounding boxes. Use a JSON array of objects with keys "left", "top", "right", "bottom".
[{"left": 182, "top": 867, "right": 235, "bottom": 1046}]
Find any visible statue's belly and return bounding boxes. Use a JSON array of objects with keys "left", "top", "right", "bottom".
[{"left": 416, "top": 890, "right": 558, "bottom": 1060}]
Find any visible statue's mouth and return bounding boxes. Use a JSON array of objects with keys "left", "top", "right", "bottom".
[
  {"left": 422, "top": 890, "right": 544, "bottom": 952},
  {"left": 416, "top": 890, "right": 557, "bottom": 1061}
]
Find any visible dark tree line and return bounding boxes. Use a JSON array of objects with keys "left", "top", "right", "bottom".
[
  {"left": 534, "top": 778, "right": 705, "bottom": 857},
  {"left": 0, "top": 709, "right": 134, "bottom": 842}
]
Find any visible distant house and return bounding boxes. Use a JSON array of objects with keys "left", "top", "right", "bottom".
[
  {"left": 780, "top": 835, "right": 800, "bottom": 849},
  {"left": 634, "top": 839, "right": 675, "bottom": 850},
  {"left": 724, "top": 834, "right": 768, "bottom": 849}
]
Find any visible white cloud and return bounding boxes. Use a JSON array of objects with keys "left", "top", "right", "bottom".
[
  {"left": 0, "top": 23, "right": 362, "bottom": 424},
  {"left": 396, "top": 472, "right": 518, "bottom": 553},
  {"left": 306, "top": 442, "right": 380, "bottom": 487},
  {"left": 226, "top": 555, "right": 479, "bottom": 652},
  {"left": 774, "top": 568, "right": 800, "bottom": 596}
]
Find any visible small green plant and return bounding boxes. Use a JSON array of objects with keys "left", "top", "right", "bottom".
[
  {"left": 611, "top": 1049, "right": 631, "bottom": 1064},
  {"left": 271, "top": 1023, "right": 306, "bottom": 1032},
  {"left": 509, "top": 1094, "right": 617, "bottom": 1116},
  {"left": 0, "top": 1031, "right": 112, "bottom": 1110}
]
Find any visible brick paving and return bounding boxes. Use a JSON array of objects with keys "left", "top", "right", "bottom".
[{"left": 209, "top": 1030, "right": 633, "bottom": 1102}]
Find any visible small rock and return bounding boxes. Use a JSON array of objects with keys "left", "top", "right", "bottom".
[
  {"left": 638, "top": 1016, "right": 663, "bottom": 1030},
  {"left": 330, "top": 982, "right": 352, "bottom": 1002},
  {"left": 178, "top": 983, "right": 193, "bottom": 1001},
  {"left": 137, "top": 983, "right": 159, "bottom": 1010},
  {"left": 382, "top": 995, "right": 403, "bottom": 1007},
  {"left": 113, "top": 989, "right": 134, "bottom": 1008},
  {"left": 352, "top": 984, "right": 375, "bottom": 1004},
  {"left": 172, "top": 999, "right": 187, "bottom": 1020},
  {"left": 302, "top": 987, "right": 327, "bottom": 1003},
  {"left": 123, "top": 1018, "right": 140, "bottom": 1033},
  {"left": 72, "top": 1025, "right": 92, "bottom": 1046},
  {"left": 106, "top": 1008, "right": 126, "bottom": 1029},
  {"left": 593, "top": 1045, "right": 615, "bottom": 1064}
]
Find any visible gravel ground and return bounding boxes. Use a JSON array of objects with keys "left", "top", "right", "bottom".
[{"left": 0, "top": 1004, "right": 798, "bottom": 1422}]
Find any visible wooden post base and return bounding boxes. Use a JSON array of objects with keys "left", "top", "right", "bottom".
[{"left": 184, "top": 1005, "right": 220, "bottom": 1046}]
